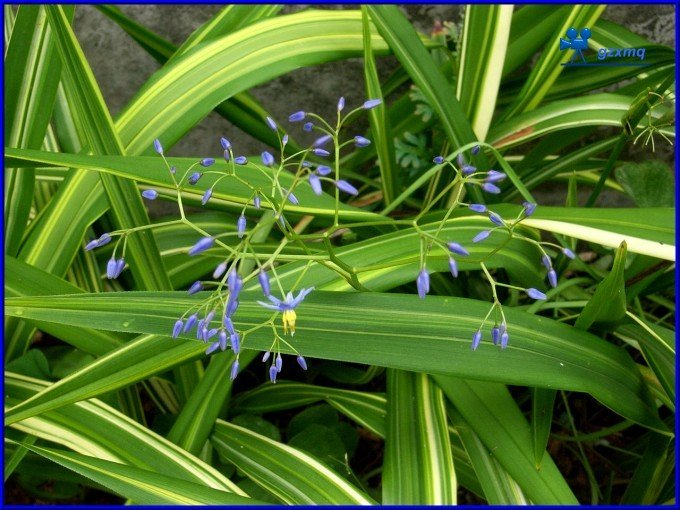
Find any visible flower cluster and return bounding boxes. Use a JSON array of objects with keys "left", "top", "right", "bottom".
[{"left": 84, "top": 97, "right": 381, "bottom": 383}]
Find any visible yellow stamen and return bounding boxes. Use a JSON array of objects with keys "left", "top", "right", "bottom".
[{"left": 282, "top": 309, "right": 297, "bottom": 336}]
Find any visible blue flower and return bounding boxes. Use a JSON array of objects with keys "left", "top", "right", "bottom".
[
  {"left": 230, "top": 360, "right": 239, "bottom": 380},
  {"left": 313, "top": 135, "right": 332, "bottom": 148},
  {"left": 183, "top": 314, "right": 197, "bottom": 332},
  {"left": 234, "top": 156, "right": 248, "bottom": 165},
  {"left": 473, "top": 230, "right": 490, "bottom": 243},
  {"left": 485, "top": 170, "right": 506, "bottom": 183},
  {"left": 205, "top": 341, "right": 221, "bottom": 355},
  {"left": 541, "top": 254, "right": 552, "bottom": 269},
  {"left": 188, "top": 172, "right": 202, "bottom": 185},
  {"left": 275, "top": 353, "right": 283, "bottom": 372},
  {"left": 282, "top": 134, "right": 289, "bottom": 145},
  {"left": 416, "top": 269, "right": 429, "bottom": 299},
  {"left": 309, "top": 173, "right": 322, "bottom": 195},
  {"left": 172, "top": 319, "right": 183, "bottom": 339},
  {"left": 482, "top": 182, "right": 501, "bottom": 194},
  {"left": 142, "top": 189, "right": 158, "bottom": 200},
  {"left": 220, "top": 137, "right": 231, "bottom": 150},
  {"left": 433, "top": 156, "right": 444, "bottom": 164},
  {"left": 462, "top": 165, "right": 476, "bottom": 176},
  {"left": 223, "top": 150, "right": 230, "bottom": 162},
  {"left": 106, "top": 257, "right": 125, "bottom": 279},
  {"left": 213, "top": 261, "right": 227, "bottom": 279},
  {"left": 316, "top": 165, "right": 332, "bottom": 176},
  {"left": 526, "top": 288, "right": 547, "bottom": 300},
  {"left": 500, "top": 331, "right": 509, "bottom": 349},
  {"left": 153, "top": 139, "right": 163, "bottom": 155},
  {"left": 223, "top": 316, "right": 235, "bottom": 335},
  {"left": 230, "top": 332, "right": 240, "bottom": 354},
  {"left": 289, "top": 111, "right": 306, "bottom": 122},
  {"left": 262, "top": 351, "right": 271, "bottom": 362},
  {"left": 354, "top": 136, "right": 371, "bottom": 148},
  {"left": 283, "top": 189, "right": 299, "bottom": 205},
  {"left": 335, "top": 180, "right": 358, "bottom": 196},
  {"left": 303, "top": 122, "right": 314, "bottom": 132},
  {"left": 85, "top": 233, "right": 111, "bottom": 251},
  {"left": 228, "top": 270, "right": 243, "bottom": 297},
  {"left": 257, "top": 287, "right": 315, "bottom": 336},
  {"left": 491, "top": 326, "right": 500, "bottom": 345},
  {"left": 297, "top": 355, "right": 308, "bottom": 370},
  {"left": 547, "top": 269, "right": 558, "bottom": 289},
  {"left": 523, "top": 201, "right": 537, "bottom": 216},
  {"left": 489, "top": 212, "right": 504, "bottom": 227},
  {"left": 265, "top": 116, "right": 277, "bottom": 131},
  {"left": 447, "top": 242, "right": 470, "bottom": 256},
  {"left": 337, "top": 96, "right": 345, "bottom": 111},
  {"left": 363, "top": 99, "right": 382, "bottom": 109},
  {"left": 200, "top": 158, "right": 215, "bottom": 167},
  {"left": 189, "top": 236, "right": 214, "bottom": 255},
  {"left": 201, "top": 188, "right": 213, "bottom": 205},
  {"left": 448, "top": 258, "right": 458, "bottom": 278},
  {"left": 468, "top": 203, "right": 486, "bottom": 213},
  {"left": 261, "top": 151, "right": 275, "bottom": 167},
  {"left": 269, "top": 364, "right": 278, "bottom": 383},
  {"left": 562, "top": 247, "right": 576, "bottom": 259},
  {"left": 471, "top": 145, "right": 480, "bottom": 155},
  {"left": 258, "top": 269, "right": 270, "bottom": 296},
  {"left": 253, "top": 194, "right": 261, "bottom": 209},
  {"left": 188, "top": 281, "right": 203, "bottom": 295},
  {"left": 237, "top": 214, "right": 246, "bottom": 238},
  {"left": 313, "top": 148, "right": 330, "bottom": 157},
  {"left": 471, "top": 330, "right": 482, "bottom": 350}
]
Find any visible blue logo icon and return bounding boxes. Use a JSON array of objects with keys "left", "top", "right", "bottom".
[{"left": 560, "top": 27, "right": 591, "bottom": 63}]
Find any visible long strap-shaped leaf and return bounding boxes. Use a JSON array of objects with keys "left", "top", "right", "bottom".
[
  {"left": 4, "top": 291, "right": 667, "bottom": 434},
  {"left": 5, "top": 372, "right": 244, "bottom": 494},
  {"left": 211, "top": 419, "right": 375, "bottom": 505},
  {"left": 383, "top": 370, "right": 456, "bottom": 504},
  {"left": 457, "top": 5, "right": 513, "bottom": 141},
  {"left": 435, "top": 376, "right": 579, "bottom": 504},
  {"left": 16, "top": 443, "right": 261, "bottom": 505}
]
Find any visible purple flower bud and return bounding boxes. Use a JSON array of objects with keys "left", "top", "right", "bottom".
[
  {"left": 523, "top": 201, "right": 537, "bottom": 216},
  {"left": 433, "top": 156, "right": 444, "bottom": 164},
  {"left": 196, "top": 321, "right": 206, "bottom": 340},
  {"left": 258, "top": 269, "right": 271, "bottom": 296},
  {"left": 363, "top": 99, "right": 382, "bottom": 109},
  {"left": 262, "top": 351, "right": 271, "bottom": 362},
  {"left": 313, "top": 134, "right": 332, "bottom": 148},
  {"left": 302, "top": 162, "right": 311, "bottom": 167},
  {"left": 213, "top": 261, "right": 227, "bottom": 279},
  {"left": 468, "top": 204, "right": 487, "bottom": 213},
  {"left": 471, "top": 330, "right": 482, "bottom": 350},
  {"left": 335, "top": 180, "right": 358, "bottom": 196},
  {"left": 309, "top": 173, "right": 323, "bottom": 195},
  {"left": 114, "top": 258, "right": 125, "bottom": 278},
  {"left": 457, "top": 153, "right": 465, "bottom": 167},
  {"left": 207, "top": 328, "right": 218, "bottom": 340},
  {"left": 230, "top": 360, "right": 239, "bottom": 381},
  {"left": 106, "top": 258, "right": 117, "bottom": 279},
  {"left": 205, "top": 310, "right": 215, "bottom": 324},
  {"left": 234, "top": 156, "right": 248, "bottom": 165},
  {"left": 170, "top": 166, "right": 176, "bottom": 174},
  {"left": 416, "top": 269, "right": 430, "bottom": 299},
  {"left": 316, "top": 165, "right": 332, "bottom": 176},
  {"left": 501, "top": 331, "right": 509, "bottom": 349},
  {"left": 297, "top": 355, "right": 308, "bottom": 370},
  {"left": 153, "top": 139, "right": 163, "bottom": 155},
  {"left": 473, "top": 230, "right": 491, "bottom": 243},
  {"left": 97, "top": 233, "right": 111, "bottom": 247},
  {"left": 499, "top": 322, "right": 507, "bottom": 336},
  {"left": 269, "top": 364, "right": 278, "bottom": 383},
  {"left": 526, "top": 288, "right": 547, "bottom": 300},
  {"left": 313, "top": 148, "right": 330, "bottom": 157},
  {"left": 253, "top": 194, "right": 261, "bottom": 209},
  {"left": 188, "top": 281, "right": 203, "bottom": 295},
  {"left": 482, "top": 182, "right": 501, "bottom": 194},
  {"left": 489, "top": 212, "right": 504, "bottom": 226},
  {"left": 354, "top": 136, "right": 371, "bottom": 148},
  {"left": 278, "top": 215, "right": 286, "bottom": 228},
  {"left": 200, "top": 158, "right": 215, "bottom": 167},
  {"left": 220, "top": 137, "right": 231, "bottom": 150},
  {"left": 447, "top": 242, "right": 470, "bottom": 256},
  {"left": 289, "top": 111, "right": 306, "bottom": 122},
  {"left": 485, "top": 170, "right": 506, "bottom": 183},
  {"left": 448, "top": 258, "right": 458, "bottom": 278},
  {"left": 282, "top": 134, "right": 289, "bottom": 145},
  {"left": 223, "top": 316, "right": 235, "bottom": 335},
  {"left": 184, "top": 314, "right": 198, "bottom": 332},
  {"left": 201, "top": 188, "right": 213, "bottom": 205},
  {"left": 265, "top": 116, "right": 277, "bottom": 131},
  {"left": 228, "top": 270, "right": 243, "bottom": 295},
  {"left": 226, "top": 298, "right": 239, "bottom": 318},
  {"left": 218, "top": 330, "right": 228, "bottom": 351},
  {"left": 85, "top": 239, "right": 100, "bottom": 251},
  {"left": 223, "top": 150, "right": 230, "bottom": 162},
  {"left": 562, "top": 247, "right": 576, "bottom": 259},
  {"left": 462, "top": 165, "right": 476, "bottom": 175},
  {"left": 189, "top": 236, "right": 214, "bottom": 256},
  {"left": 337, "top": 96, "right": 345, "bottom": 111},
  {"left": 548, "top": 268, "right": 558, "bottom": 288},
  {"left": 491, "top": 327, "right": 500, "bottom": 345},
  {"left": 172, "top": 319, "right": 184, "bottom": 339},
  {"left": 471, "top": 145, "right": 480, "bottom": 155},
  {"left": 261, "top": 151, "right": 275, "bottom": 167},
  {"left": 230, "top": 333, "right": 240, "bottom": 354},
  {"left": 275, "top": 353, "right": 283, "bottom": 372},
  {"left": 303, "top": 122, "right": 314, "bottom": 132},
  {"left": 142, "top": 189, "right": 158, "bottom": 200},
  {"left": 284, "top": 189, "right": 299, "bottom": 205},
  {"left": 206, "top": 341, "right": 220, "bottom": 355},
  {"left": 541, "top": 255, "right": 552, "bottom": 269},
  {"left": 188, "top": 172, "right": 202, "bottom": 185},
  {"left": 237, "top": 215, "right": 246, "bottom": 238}
]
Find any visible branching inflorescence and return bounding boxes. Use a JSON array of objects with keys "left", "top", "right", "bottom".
[{"left": 84, "top": 97, "right": 576, "bottom": 383}]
